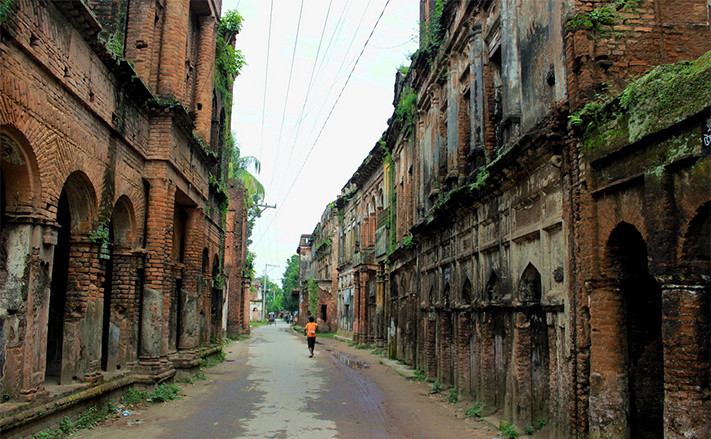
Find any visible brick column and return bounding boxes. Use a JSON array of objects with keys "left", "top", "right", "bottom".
[
  {"left": 178, "top": 208, "right": 204, "bottom": 350},
  {"left": 440, "top": 310, "right": 453, "bottom": 385},
  {"left": 660, "top": 280, "right": 710, "bottom": 438},
  {"left": 194, "top": 15, "right": 217, "bottom": 143},
  {"left": 357, "top": 271, "right": 369, "bottom": 344},
  {"left": 587, "top": 278, "right": 629, "bottom": 439},
  {"left": 513, "top": 311, "right": 532, "bottom": 426},
  {"left": 157, "top": 0, "right": 190, "bottom": 100},
  {"left": 424, "top": 312, "right": 437, "bottom": 378},
  {"left": 458, "top": 312, "right": 472, "bottom": 397},
  {"left": 106, "top": 250, "right": 141, "bottom": 371},
  {"left": 352, "top": 274, "right": 361, "bottom": 342},
  {"left": 124, "top": 0, "right": 158, "bottom": 88},
  {"left": 62, "top": 236, "right": 103, "bottom": 384},
  {"left": 480, "top": 311, "right": 497, "bottom": 408},
  {"left": 138, "top": 178, "right": 175, "bottom": 374},
  {"left": 469, "top": 24, "right": 485, "bottom": 154},
  {"left": 226, "top": 183, "right": 246, "bottom": 337}
]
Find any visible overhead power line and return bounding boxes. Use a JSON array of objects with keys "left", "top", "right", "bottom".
[
  {"left": 258, "top": 0, "right": 275, "bottom": 160},
  {"left": 255, "top": 0, "right": 393, "bottom": 245},
  {"left": 268, "top": 0, "right": 306, "bottom": 190}
]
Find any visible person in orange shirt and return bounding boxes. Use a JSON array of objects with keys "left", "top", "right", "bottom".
[{"left": 304, "top": 316, "right": 318, "bottom": 358}]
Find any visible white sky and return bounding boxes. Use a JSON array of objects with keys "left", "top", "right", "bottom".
[{"left": 223, "top": 0, "right": 420, "bottom": 282}]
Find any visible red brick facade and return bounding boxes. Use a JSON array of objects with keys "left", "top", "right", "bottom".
[{"left": 0, "top": 0, "right": 247, "bottom": 413}]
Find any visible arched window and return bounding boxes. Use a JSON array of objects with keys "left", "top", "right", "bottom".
[
  {"left": 519, "top": 263, "right": 542, "bottom": 303},
  {"left": 486, "top": 271, "right": 501, "bottom": 303}
]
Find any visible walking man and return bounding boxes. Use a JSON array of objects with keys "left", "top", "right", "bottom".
[{"left": 304, "top": 316, "right": 318, "bottom": 357}]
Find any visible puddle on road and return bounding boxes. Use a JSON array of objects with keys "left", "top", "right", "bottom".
[
  {"left": 250, "top": 338, "right": 265, "bottom": 344},
  {"left": 224, "top": 359, "right": 245, "bottom": 363}
]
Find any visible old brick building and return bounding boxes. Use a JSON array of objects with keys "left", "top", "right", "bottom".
[
  {"left": 0, "top": 0, "right": 250, "bottom": 430},
  {"left": 298, "top": 0, "right": 710, "bottom": 437}
]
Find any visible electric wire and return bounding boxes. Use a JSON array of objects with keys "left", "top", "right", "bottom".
[
  {"left": 271, "top": 0, "right": 351, "bottom": 206},
  {"left": 274, "top": 0, "right": 372, "bottom": 200},
  {"left": 280, "top": 0, "right": 334, "bottom": 183},
  {"left": 267, "top": 0, "right": 305, "bottom": 191},
  {"left": 257, "top": 0, "right": 275, "bottom": 160},
  {"left": 255, "top": 0, "right": 393, "bottom": 245}
]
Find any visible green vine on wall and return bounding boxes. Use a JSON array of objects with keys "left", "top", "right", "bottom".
[
  {"left": 0, "top": 0, "right": 15, "bottom": 24},
  {"left": 308, "top": 279, "right": 319, "bottom": 317},
  {"left": 395, "top": 87, "right": 417, "bottom": 132},
  {"left": 421, "top": 0, "right": 446, "bottom": 51},
  {"left": 215, "top": 10, "right": 246, "bottom": 100}
]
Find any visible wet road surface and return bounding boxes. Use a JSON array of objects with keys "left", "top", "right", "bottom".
[{"left": 78, "top": 321, "right": 495, "bottom": 438}]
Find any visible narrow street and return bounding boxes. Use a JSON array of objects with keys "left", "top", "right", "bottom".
[{"left": 78, "top": 322, "right": 498, "bottom": 439}]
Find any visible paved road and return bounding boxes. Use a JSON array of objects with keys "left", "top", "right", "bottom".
[
  {"left": 162, "top": 321, "right": 391, "bottom": 438},
  {"left": 79, "top": 321, "right": 495, "bottom": 439}
]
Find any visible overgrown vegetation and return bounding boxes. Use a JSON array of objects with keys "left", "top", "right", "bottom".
[
  {"left": 0, "top": 0, "right": 14, "bottom": 24},
  {"left": 571, "top": 50, "right": 711, "bottom": 160},
  {"left": 412, "top": 368, "right": 426, "bottom": 382},
  {"left": 120, "top": 387, "right": 148, "bottom": 406},
  {"left": 199, "top": 350, "right": 227, "bottom": 369},
  {"left": 465, "top": 401, "right": 483, "bottom": 418},
  {"left": 448, "top": 387, "right": 458, "bottom": 404},
  {"left": 146, "top": 383, "right": 180, "bottom": 403},
  {"left": 30, "top": 383, "right": 183, "bottom": 439},
  {"left": 431, "top": 380, "right": 441, "bottom": 393},
  {"left": 499, "top": 420, "right": 519, "bottom": 439},
  {"left": 394, "top": 87, "right": 417, "bottom": 131},
  {"left": 214, "top": 10, "right": 246, "bottom": 98},
  {"left": 565, "top": 0, "right": 644, "bottom": 35},
  {"left": 308, "top": 279, "right": 319, "bottom": 317},
  {"left": 420, "top": 0, "right": 446, "bottom": 51}
]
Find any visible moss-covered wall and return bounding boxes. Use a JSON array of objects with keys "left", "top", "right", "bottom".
[{"left": 576, "top": 50, "right": 711, "bottom": 162}]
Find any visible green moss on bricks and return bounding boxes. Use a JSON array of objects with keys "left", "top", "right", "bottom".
[
  {"left": 646, "top": 131, "right": 699, "bottom": 177},
  {"left": 579, "top": 50, "right": 711, "bottom": 160},
  {"left": 621, "top": 50, "right": 711, "bottom": 143},
  {"left": 690, "top": 157, "right": 710, "bottom": 187}
]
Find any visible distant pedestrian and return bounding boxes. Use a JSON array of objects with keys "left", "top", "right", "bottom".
[{"left": 304, "top": 316, "right": 318, "bottom": 357}]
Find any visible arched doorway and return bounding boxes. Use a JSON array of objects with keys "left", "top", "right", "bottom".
[
  {"left": 210, "top": 255, "right": 222, "bottom": 342},
  {"left": 46, "top": 190, "right": 70, "bottom": 382},
  {"left": 101, "top": 196, "right": 135, "bottom": 372},
  {"left": 519, "top": 263, "right": 549, "bottom": 425},
  {"left": 199, "top": 248, "right": 209, "bottom": 344},
  {"left": 607, "top": 222, "right": 663, "bottom": 438},
  {"left": 674, "top": 203, "right": 711, "bottom": 436},
  {"left": 47, "top": 172, "right": 96, "bottom": 384}
]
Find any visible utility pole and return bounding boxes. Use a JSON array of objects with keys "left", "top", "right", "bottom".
[
  {"left": 262, "top": 263, "right": 279, "bottom": 321},
  {"left": 251, "top": 202, "right": 276, "bottom": 220}
]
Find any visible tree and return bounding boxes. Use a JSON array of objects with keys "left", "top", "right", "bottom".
[
  {"left": 280, "top": 254, "right": 300, "bottom": 312},
  {"left": 260, "top": 277, "right": 283, "bottom": 314},
  {"left": 227, "top": 132, "right": 264, "bottom": 202}
]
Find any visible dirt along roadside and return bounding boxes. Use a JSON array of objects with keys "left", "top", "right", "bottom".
[{"left": 311, "top": 334, "right": 501, "bottom": 439}]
